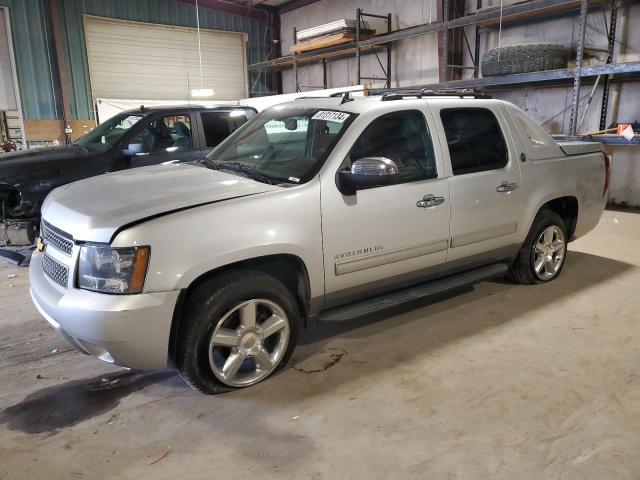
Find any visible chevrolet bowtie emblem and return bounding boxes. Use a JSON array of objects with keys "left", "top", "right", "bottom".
[{"left": 36, "top": 236, "right": 45, "bottom": 252}]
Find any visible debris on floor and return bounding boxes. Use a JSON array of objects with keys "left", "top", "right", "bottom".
[
  {"left": 292, "top": 347, "right": 347, "bottom": 374},
  {"left": 149, "top": 448, "right": 171, "bottom": 465}
]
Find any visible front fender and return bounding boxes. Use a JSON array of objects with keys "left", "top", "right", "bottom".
[{"left": 111, "top": 179, "right": 325, "bottom": 299}]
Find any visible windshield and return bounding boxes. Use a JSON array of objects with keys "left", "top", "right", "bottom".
[
  {"left": 206, "top": 107, "right": 354, "bottom": 184},
  {"left": 73, "top": 114, "right": 143, "bottom": 152}
]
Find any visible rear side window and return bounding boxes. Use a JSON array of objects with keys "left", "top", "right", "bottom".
[
  {"left": 348, "top": 110, "right": 437, "bottom": 183},
  {"left": 201, "top": 110, "right": 252, "bottom": 148},
  {"left": 440, "top": 108, "right": 508, "bottom": 175}
]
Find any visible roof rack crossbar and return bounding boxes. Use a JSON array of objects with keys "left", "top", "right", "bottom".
[
  {"left": 377, "top": 87, "right": 492, "bottom": 101},
  {"left": 328, "top": 89, "right": 365, "bottom": 97}
]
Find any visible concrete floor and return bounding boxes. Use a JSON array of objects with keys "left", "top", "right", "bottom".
[{"left": 1, "top": 209, "right": 639, "bottom": 480}]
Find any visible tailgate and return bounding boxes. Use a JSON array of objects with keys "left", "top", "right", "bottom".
[{"left": 557, "top": 141, "right": 603, "bottom": 156}]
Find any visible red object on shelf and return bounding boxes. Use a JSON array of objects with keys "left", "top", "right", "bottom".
[{"left": 1, "top": 141, "right": 17, "bottom": 153}]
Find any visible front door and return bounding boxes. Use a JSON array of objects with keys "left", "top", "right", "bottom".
[
  {"left": 434, "top": 105, "right": 523, "bottom": 272},
  {"left": 320, "top": 108, "right": 451, "bottom": 308},
  {"left": 126, "top": 113, "right": 197, "bottom": 168}
]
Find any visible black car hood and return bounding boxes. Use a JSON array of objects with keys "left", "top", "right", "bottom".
[
  {"left": 0, "top": 145, "right": 108, "bottom": 219},
  {"left": 0, "top": 146, "right": 96, "bottom": 186}
]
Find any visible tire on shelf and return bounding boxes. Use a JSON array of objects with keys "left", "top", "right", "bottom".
[{"left": 481, "top": 43, "right": 567, "bottom": 77}]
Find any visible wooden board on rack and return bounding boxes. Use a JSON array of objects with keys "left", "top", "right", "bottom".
[{"left": 290, "top": 31, "right": 372, "bottom": 54}]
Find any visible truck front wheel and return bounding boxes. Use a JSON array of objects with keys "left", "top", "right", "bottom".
[
  {"left": 176, "top": 270, "right": 299, "bottom": 394},
  {"left": 509, "top": 210, "right": 568, "bottom": 284}
]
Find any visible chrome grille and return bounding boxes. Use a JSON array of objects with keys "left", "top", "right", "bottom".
[
  {"left": 42, "top": 221, "right": 73, "bottom": 255},
  {"left": 42, "top": 253, "right": 69, "bottom": 288}
]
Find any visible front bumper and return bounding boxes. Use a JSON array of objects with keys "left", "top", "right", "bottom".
[{"left": 29, "top": 249, "right": 180, "bottom": 370}]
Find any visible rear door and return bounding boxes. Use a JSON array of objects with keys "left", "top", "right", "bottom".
[
  {"left": 196, "top": 109, "right": 256, "bottom": 158},
  {"left": 320, "top": 108, "right": 451, "bottom": 307},
  {"left": 432, "top": 104, "right": 523, "bottom": 273}
]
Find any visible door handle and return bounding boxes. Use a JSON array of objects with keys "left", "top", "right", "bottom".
[
  {"left": 496, "top": 181, "right": 518, "bottom": 193},
  {"left": 417, "top": 194, "right": 445, "bottom": 208}
]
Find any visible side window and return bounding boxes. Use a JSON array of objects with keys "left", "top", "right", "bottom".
[
  {"left": 201, "top": 110, "right": 251, "bottom": 148},
  {"left": 440, "top": 108, "right": 508, "bottom": 175},
  {"left": 132, "top": 114, "right": 192, "bottom": 153},
  {"left": 348, "top": 110, "right": 437, "bottom": 183}
]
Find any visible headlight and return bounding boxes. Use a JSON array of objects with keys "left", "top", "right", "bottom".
[{"left": 77, "top": 245, "right": 150, "bottom": 294}]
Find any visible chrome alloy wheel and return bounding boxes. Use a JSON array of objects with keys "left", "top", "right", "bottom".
[
  {"left": 208, "top": 299, "right": 290, "bottom": 387},
  {"left": 533, "top": 225, "right": 566, "bottom": 281}
]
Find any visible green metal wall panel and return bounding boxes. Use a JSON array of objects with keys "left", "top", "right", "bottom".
[
  {"left": 0, "top": 0, "right": 62, "bottom": 120},
  {"left": 1, "top": 0, "right": 273, "bottom": 121}
]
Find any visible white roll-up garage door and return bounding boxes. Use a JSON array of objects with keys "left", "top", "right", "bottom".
[
  {"left": 0, "top": 9, "right": 17, "bottom": 111},
  {"left": 84, "top": 16, "right": 247, "bottom": 101}
]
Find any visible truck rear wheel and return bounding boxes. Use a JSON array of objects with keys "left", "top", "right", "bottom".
[
  {"left": 176, "top": 270, "right": 299, "bottom": 394},
  {"left": 508, "top": 210, "right": 568, "bottom": 284}
]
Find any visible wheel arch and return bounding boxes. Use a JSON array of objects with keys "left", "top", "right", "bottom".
[
  {"left": 167, "top": 254, "right": 312, "bottom": 366},
  {"left": 538, "top": 195, "right": 579, "bottom": 240},
  {"left": 523, "top": 193, "right": 580, "bottom": 244}
]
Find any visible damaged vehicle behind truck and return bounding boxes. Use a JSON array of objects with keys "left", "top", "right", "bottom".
[{"left": 0, "top": 105, "right": 256, "bottom": 253}]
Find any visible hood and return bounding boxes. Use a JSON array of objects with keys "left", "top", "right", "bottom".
[
  {"left": 41, "top": 162, "right": 281, "bottom": 243},
  {"left": 0, "top": 145, "right": 96, "bottom": 190}
]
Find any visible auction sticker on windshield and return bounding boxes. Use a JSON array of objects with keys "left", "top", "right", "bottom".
[{"left": 312, "top": 111, "right": 350, "bottom": 123}]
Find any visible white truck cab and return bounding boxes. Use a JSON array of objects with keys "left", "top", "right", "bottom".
[{"left": 30, "top": 91, "right": 610, "bottom": 393}]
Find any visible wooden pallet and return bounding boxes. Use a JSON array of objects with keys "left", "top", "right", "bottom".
[{"left": 290, "top": 31, "right": 372, "bottom": 54}]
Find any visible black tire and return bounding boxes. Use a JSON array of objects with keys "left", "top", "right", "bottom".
[
  {"left": 175, "top": 270, "right": 300, "bottom": 394},
  {"left": 481, "top": 43, "right": 566, "bottom": 77},
  {"left": 508, "top": 209, "right": 569, "bottom": 285}
]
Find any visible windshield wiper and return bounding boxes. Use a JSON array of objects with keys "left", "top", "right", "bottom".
[{"left": 216, "top": 162, "right": 274, "bottom": 185}]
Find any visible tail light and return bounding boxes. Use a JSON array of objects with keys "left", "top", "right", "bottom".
[{"left": 602, "top": 152, "right": 612, "bottom": 197}]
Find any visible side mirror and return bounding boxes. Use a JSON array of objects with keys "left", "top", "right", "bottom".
[
  {"left": 122, "top": 142, "right": 149, "bottom": 156},
  {"left": 336, "top": 157, "right": 400, "bottom": 195}
]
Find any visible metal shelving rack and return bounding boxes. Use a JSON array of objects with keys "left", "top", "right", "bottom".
[
  {"left": 248, "top": 0, "right": 639, "bottom": 143},
  {"left": 287, "top": 9, "right": 392, "bottom": 92}
]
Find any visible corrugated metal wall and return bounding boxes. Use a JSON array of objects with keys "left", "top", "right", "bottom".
[
  {"left": 0, "top": 0, "right": 273, "bottom": 121},
  {"left": 0, "top": 0, "right": 62, "bottom": 120}
]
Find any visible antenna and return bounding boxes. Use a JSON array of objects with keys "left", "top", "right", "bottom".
[
  {"left": 191, "top": 0, "right": 215, "bottom": 98},
  {"left": 196, "top": 0, "right": 203, "bottom": 90}
]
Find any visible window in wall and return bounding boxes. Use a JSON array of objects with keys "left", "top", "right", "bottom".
[
  {"left": 348, "top": 110, "right": 437, "bottom": 183},
  {"left": 440, "top": 108, "right": 508, "bottom": 175}
]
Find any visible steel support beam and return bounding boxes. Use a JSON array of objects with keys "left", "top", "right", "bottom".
[
  {"left": 386, "top": 13, "right": 392, "bottom": 88},
  {"left": 568, "top": 0, "right": 588, "bottom": 137},
  {"left": 292, "top": 27, "right": 299, "bottom": 92},
  {"left": 178, "top": 0, "right": 269, "bottom": 21},
  {"left": 599, "top": 5, "right": 618, "bottom": 130},
  {"left": 356, "top": 8, "right": 362, "bottom": 85},
  {"left": 50, "top": 0, "right": 72, "bottom": 144},
  {"left": 473, "top": 0, "right": 482, "bottom": 78}
]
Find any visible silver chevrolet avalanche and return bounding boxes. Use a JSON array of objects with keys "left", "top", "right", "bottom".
[{"left": 30, "top": 92, "right": 610, "bottom": 393}]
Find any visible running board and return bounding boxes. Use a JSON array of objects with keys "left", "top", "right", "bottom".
[{"left": 319, "top": 263, "right": 509, "bottom": 323}]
